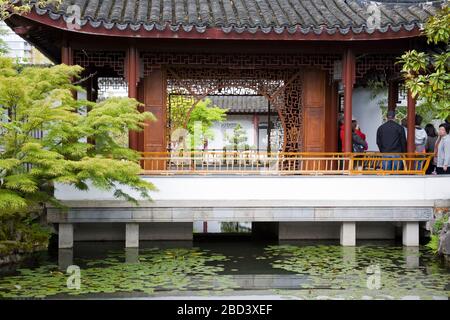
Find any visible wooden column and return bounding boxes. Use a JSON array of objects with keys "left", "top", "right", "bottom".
[
  {"left": 325, "top": 81, "right": 339, "bottom": 152},
  {"left": 86, "top": 74, "right": 97, "bottom": 145},
  {"left": 407, "top": 90, "right": 416, "bottom": 153},
  {"left": 137, "top": 79, "right": 145, "bottom": 152},
  {"left": 342, "top": 49, "right": 355, "bottom": 153},
  {"left": 61, "top": 38, "right": 76, "bottom": 101},
  {"left": 61, "top": 39, "right": 73, "bottom": 65},
  {"left": 127, "top": 46, "right": 139, "bottom": 151},
  {"left": 387, "top": 81, "right": 399, "bottom": 112}
]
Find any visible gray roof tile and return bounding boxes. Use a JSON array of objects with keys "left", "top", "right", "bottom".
[{"left": 32, "top": 0, "right": 445, "bottom": 35}]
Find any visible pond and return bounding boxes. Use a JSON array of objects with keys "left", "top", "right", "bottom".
[{"left": 0, "top": 239, "right": 449, "bottom": 300}]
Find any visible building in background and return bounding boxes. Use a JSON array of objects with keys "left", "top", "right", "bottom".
[{"left": 0, "top": 21, "right": 51, "bottom": 64}]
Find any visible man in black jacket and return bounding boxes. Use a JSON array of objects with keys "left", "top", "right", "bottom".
[{"left": 376, "top": 110, "right": 407, "bottom": 170}]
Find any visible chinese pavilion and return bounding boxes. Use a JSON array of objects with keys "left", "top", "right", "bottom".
[{"left": 6, "top": 0, "right": 445, "bottom": 158}]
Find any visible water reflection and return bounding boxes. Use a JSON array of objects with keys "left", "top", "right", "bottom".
[
  {"left": 403, "top": 247, "right": 420, "bottom": 269},
  {"left": 58, "top": 249, "right": 73, "bottom": 271},
  {"left": 0, "top": 240, "right": 448, "bottom": 299},
  {"left": 125, "top": 248, "right": 139, "bottom": 264}
]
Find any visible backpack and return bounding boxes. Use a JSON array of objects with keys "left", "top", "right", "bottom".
[{"left": 353, "top": 143, "right": 365, "bottom": 153}]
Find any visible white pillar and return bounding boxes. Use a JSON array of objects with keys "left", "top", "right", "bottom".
[
  {"left": 402, "top": 222, "right": 419, "bottom": 246},
  {"left": 126, "top": 223, "right": 139, "bottom": 248},
  {"left": 58, "top": 223, "right": 73, "bottom": 249},
  {"left": 340, "top": 222, "right": 356, "bottom": 246}
]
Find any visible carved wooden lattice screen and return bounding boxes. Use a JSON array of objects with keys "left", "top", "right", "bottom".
[{"left": 165, "top": 67, "right": 303, "bottom": 152}]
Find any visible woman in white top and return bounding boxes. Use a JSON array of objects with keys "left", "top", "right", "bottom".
[
  {"left": 414, "top": 115, "right": 427, "bottom": 153},
  {"left": 436, "top": 123, "right": 450, "bottom": 175}
]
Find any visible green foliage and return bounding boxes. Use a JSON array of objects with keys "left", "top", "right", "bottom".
[
  {"left": 170, "top": 95, "right": 227, "bottom": 149},
  {"left": 380, "top": 104, "right": 435, "bottom": 124},
  {"left": 0, "top": 0, "right": 60, "bottom": 21},
  {"left": 0, "top": 57, "right": 157, "bottom": 217},
  {"left": 225, "top": 123, "right": 249, "bottom": 151},
  {"left": 426, "top": 213, "right": 449, "bottom": 254},
  {"left": 0, "top": 244, "right": 449, "bottom": 298},
  {"left": 426, "top": 234, "right": 440, "bottom": 254},
  {"left": 220, "top": 222, "right": 251, "bottom": 233},
  {"left": 0, "top": 248, "right": 236, "bottom": 298},
  {"left": 0, "top": 213, "right": 51, "bottom": 256},
  {"left": 399, "top": 6, "right": 450, "bottom": 120},
  {"left": 433, "top": 214, "right": 448, "bottom": 235}
]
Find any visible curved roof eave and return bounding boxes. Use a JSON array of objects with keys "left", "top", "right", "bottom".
[{"left": 22, "top": 10, "right": 425, "bottom": 41}]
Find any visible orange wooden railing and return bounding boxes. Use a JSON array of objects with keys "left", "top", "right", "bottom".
[{"left": 140, "top": 151, "right": 433, "bottom": 176}]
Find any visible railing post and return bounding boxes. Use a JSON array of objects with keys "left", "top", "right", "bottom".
[{"left": 347, "top": 153, "right": 353, "bottom": 175}]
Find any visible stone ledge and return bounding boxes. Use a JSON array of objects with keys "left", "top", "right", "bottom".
[
  {"left": 49, "top": 199, "right": 439, "bottom": 208},
  {"left": 47, "top": 207, "right": 433, "bottom": 223}
]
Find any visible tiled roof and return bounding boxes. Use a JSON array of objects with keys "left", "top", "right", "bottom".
[
  {"left": 208, "top": 95, "right": 269, "bottom": 113},
  {"left": 31, "top": 0, "right": 444, "bottom": 35}
]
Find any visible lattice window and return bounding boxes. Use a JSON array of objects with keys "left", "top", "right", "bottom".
[
  {"left": 355, "top": 54, "right": 401, "bottom": 81},
  {"left": 142, "top": 52, "right": 340, "bottom": 78},
  {"left": 74, "top": 51, "right": 126, "bottom": 77}
]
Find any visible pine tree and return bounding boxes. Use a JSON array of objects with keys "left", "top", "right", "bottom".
[
  {"left": 226, "top": 124, "right": 248, "bottom": 151},
  {"left": 0, "top": 57, "right": 156, "bottom": 216}
]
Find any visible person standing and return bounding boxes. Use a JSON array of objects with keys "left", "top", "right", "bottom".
[
  {"left": 436, "top": 123, "right": 450, "bottom": 175},
  {"left": 401, "top": 118, "right": 408, "bottom": 139},
  {"left": 414, "top": 115, "right": 427, "bottom": 153},
  {"left": 376, "top": 110, "right": 407, "bottom": 170},
  {"left": 341, "top": 119, "right": 368, "bottom": 152},
  {"left": 353, "top": 120, "right": 368, "bottom": 151},
  {"left": 413, "top": 114, "right": 428, "bottom": 170},
  {"left": 337, "top": 118, "right": 344, "bottom": 152},
  {"left": 424, "top": 124, "right": 438, "bottom": 174}
]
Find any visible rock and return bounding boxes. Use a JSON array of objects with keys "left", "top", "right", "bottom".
[{"left": 437, "top": 223, "right": 450, "bottom": 256}]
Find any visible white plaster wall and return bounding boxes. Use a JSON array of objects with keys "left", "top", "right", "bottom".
[
  {"left": 352, "top": 88, "right": 385, "bottom": 152},
  {"left": 55, "top": 176, "right": 450, "bottom": 203}
]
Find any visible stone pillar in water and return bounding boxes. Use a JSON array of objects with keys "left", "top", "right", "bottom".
[
  {"left": 340, "top": 222, "right": 356, "bottom": 246},
  {"left": 402, "top": 222, "right": 419, "bottom": 246},
  {"left": 126, "top": 223, "right": 139, "bottom": 248},
  {"left": 59, "top": 223, "right": 74, "bottom": 249}
]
